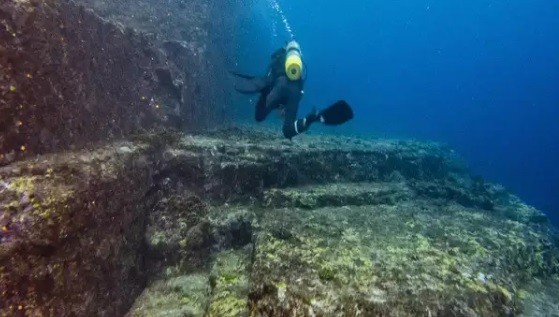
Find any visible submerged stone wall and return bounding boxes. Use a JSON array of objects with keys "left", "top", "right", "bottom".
[
  {"left": 0, "top": 142, "right": 156, "bottom": 316},
  {"left": 0, "top": 0, "right": 239, "bottom": 165},
  {"left": 74, "top": 0, "right": 238, "bottom": 129}
]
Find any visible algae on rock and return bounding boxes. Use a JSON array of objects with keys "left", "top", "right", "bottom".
[
  {"left": 0, "top": 141, "right": 155, "bottom": 316},
  {"left": 1, "top": 129, "right": 557, "bottom": 317},
  {"left": 207, "top": 248, "right": 252, "bottom": 317},
  {"left": 250, "top": 201, "right": 557, "bottom": 316},
  {"left": 127, "top": 272, "right": 211, "bottom": 317}
]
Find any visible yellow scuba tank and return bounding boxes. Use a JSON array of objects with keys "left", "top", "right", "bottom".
[{"left": 285, "top": 40, "right": 303, "bottom": 81}]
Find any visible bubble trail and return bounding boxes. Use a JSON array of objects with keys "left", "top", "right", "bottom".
[{"left": 268, "top": 0, "right": 294, "bottom": 38}]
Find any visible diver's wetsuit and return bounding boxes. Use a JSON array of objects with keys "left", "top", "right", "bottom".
[{"left": 235, "top": 48, "right": 315, "bottom": 139}]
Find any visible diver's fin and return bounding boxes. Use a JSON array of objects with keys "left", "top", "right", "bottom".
[
  {"left": 233, "top": 74, "right": 271, "bottom": 94},
  {"left": 318, "top": 100, "right": 354, "bottom": 125},
  {"left": 229, "top": 71, "right": 256, "bottom": 80}
]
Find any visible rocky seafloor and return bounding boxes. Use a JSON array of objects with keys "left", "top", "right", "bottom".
[{"left": 1, "top": 128, "right": 558, "bottom": 317}]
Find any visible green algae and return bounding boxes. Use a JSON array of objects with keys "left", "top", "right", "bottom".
[
  {"left": 3, "top": 173, "right": 74, "bottom": 223},
  {"left": 207, "top": 293, "right": 246, "bottom": 317},
  {"left": 204, "top": 249, "right": 252, "bottom": 317},
  {"left": 128, "top": 272, "right": 211, "bottom": 317},
  {"left": 250, "top": 200, "right": 557, "bottom": 316}
]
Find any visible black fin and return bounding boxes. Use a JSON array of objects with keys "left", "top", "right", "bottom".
[
  {"left": 233, "top": 76, "right": 271, "bottom": 94},
  {"left": 230, "top": 70, "right": 271, "bottom": 94},
  {"left": 319, "top": 100, "right": 354, "bottom": 125},
  {"left": 229, "top": 71, "right": 256, "bottom": 80}
]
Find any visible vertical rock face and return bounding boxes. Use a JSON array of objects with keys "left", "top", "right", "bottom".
[
  {"left": 74, "top": 0, "right": 237, "bottom": 130},
  {"left": 1, "top": 1, "right": 161, "bottom": 159},
  {"left": 0, "top": 0, "right": 238, "bottom": 164},
  {"left": 0, "top": 142, "right": 156, "bottom": 316}
]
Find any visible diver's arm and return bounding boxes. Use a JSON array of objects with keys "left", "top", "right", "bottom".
[
  {"left": 271, "top": 48, "right": 285, "bottom": 61},
  {"left": 269, "top": 48, "right": 286, "bottom": 78},
  {"left": 265, "top": 49, "right": 281, "bottom": 76},
  {"left": 232, "top": 48, "right": 283, "bottom": 93}
]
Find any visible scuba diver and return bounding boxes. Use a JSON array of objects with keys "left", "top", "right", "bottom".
[{"left": 231, "top": 40, "right": 353, "bottom": 139}]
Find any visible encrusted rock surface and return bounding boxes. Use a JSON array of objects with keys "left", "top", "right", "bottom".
[
  {"left": 4, "top": 1, "right": 553, "bottom": 316},
  {"left": 263, "top": 182, "right": 413, "bottom": 209},
  {"left": 0, "top": 141, "right": 156, "bottom": 316},
  {"left": 1, "top": 0, "right": 236, "bottom": 164},
  {"left": 207, "top": 248, "right": 252, "bottom": 317},
  {"left": 1, "top": 129, "right": 558, "bottom": 316},
  {"left": 74, "top": 0, "right": 237, "bottom": 130},
  {"left": 251, "top": 203, "right": 556, "bottom": 316},
  {"left": 127, "top": 272, "right": 211, "bottom": 317},
  {"left": 1, "top": 0, "right": 165, "bottom": 160}
]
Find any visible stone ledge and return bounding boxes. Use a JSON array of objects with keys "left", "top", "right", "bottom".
[
  {"left": 251, "top": 203, "right": 558, "bottom": 316},
  {"left": 263, "top": 182, "right": 412, "bottom": 209},
  {"left": 0, "top": 130, "right": 556, "bottom": 316}
]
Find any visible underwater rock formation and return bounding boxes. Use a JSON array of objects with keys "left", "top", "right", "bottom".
[
  {"left": 1, "top": 129, "right": 557, "bottom": 316},
  {"left": 0, "top": 141, "right": 156, "bottom": 316},
  {"left": 0, "top": 0, "right": 235, "bottom": 164},
  {"left": 4, "top": 1, "right": 554, "bottom": 316},
  {"left": 74, "top": 0, "right": 236, "bottom": 130}
]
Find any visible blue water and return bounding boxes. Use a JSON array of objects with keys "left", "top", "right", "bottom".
[{"left": 234, "top": 0, "right": 559, "bottom": 224}]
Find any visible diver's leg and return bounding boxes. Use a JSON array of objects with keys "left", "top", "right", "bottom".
[
  {"left": 255, "top": 78, "right": 288, "bottom": 121},
  {"left": 281, "top": 84, "right": 304, "bottom": 139},
  {"left": 281, "top": 81, "right": 321, "bottom": 139},
  {"left": 255, "top": 88, "right": 272, "bottom": 122}
]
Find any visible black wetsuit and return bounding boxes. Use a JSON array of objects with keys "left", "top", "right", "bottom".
[{"left": 235, "top": 48, "right": 315, "bottom": 139}]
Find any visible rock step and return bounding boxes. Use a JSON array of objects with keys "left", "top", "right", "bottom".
[
  {"left": 127, "top": 272, "right": 211, "bottom": 317},
  {"left": 261, "top": 180, "right": 511, "bottom": 214},
  {"left": 127, "top": 247, "right": 253, "bottom": 317},
  {"left": 129, "top": 200, "right": 559, "bottom": 317},
  {"left": 162, "top": 130, "right": 464, "bottom": 202},
  {"left": 250, "top": 203, "right": 559, "bottom": 316},
  {"left": 2, "top": 130, "right": 555, "bottom": 317},
  {"left": 262, "top": 182, "right": 413, "bottom": 209},
  {"left": 159, "top": 130, "right": 519, "bottom": 212},
  {"left": 207, "top": 248, "right": 252, "bottom": 317}
]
